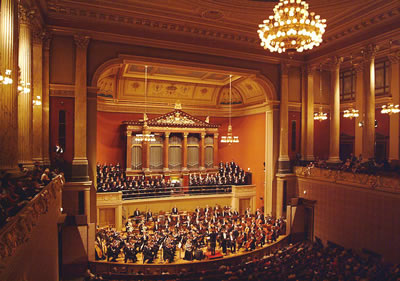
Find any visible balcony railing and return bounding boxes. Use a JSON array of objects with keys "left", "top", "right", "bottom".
[{"left": 0, "top": 174, "right": 64, "bottom": 263}]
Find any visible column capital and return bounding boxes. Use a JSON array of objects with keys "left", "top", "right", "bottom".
[
  {"left": 304, "top": 64, "right": 318, "bottom": 75},
  {"left": 32, "top": 26, "right": 46, "bottom": 44},
  {"left": 328, "top": 56, "right": 343, "bottom": 71},
  {"left": 200, "top": 132, "right": 206, "bottom": 138},
  {"left": 280, "top": 62, "right": 290, "bottom": 76},
  {"left": 74, "top": 34, "right": 90, "bottom": 49},
  {"left": 388, "top": 51, "right": 400, "bottom": 64},
  {"left": 126, "top": 131, "right": 132, "bottom": 137},
  {"left": 213, "top": 133, "right": 219, "bottom": 139},
  {"left": 18, "top": 4, "right": 35, "bottom": 26},
  {"left": 361, "top": 44, "right": 379, "bottom": 62},
  {"left": 183, "top": 132, "right": 189, "bottom": 138},
  {"left": 353, "top": 63, "right": 364, "bottom": 73},
  {"left": 164, "top": 132, "right": 170, "bottom": 138}
]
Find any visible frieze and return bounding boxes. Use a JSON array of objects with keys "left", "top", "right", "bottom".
[
  {"left": 0, "top": 175, "right": 64, "bottom": 266},
  {"left": 295, "top": 166, "right": 400, "bottom": 194}
]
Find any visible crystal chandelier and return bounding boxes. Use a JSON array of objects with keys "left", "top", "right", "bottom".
[
  {"left": 135, "top": 65, "right": 156, "bottom": 142},
  {"left": 314, "top": 65, "right": 327, "bottom": 121},
  {"left": 221, "top": 75, "right": 239, "bottom": 144},
  {"left": 343, "top": 107, "right": 359, "bottom": 119},
  {"left": 381, "top": 103, "right": 400, "bottom": 115},
  {"left": 0, "top": 69, "right": 13, "bottom": 84},
  {"left": 32, "top": 95, "right": 41, "bottom": 106},
  {"left": 18, "top": 80, "right": 30, "bottom": 94},
  {"left": 258, "top": 0, "right": 326, "bottom": 53}
]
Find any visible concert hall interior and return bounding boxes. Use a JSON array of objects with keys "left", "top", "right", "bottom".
[{"left": 1, "top": 0, "right": 400, "bottom": 280}]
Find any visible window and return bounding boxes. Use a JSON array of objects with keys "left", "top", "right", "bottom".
[
  {"left": 291, "top": 120, "right": 296, "bottom": 151},
  {"left": 375, "top": 60, "right": 389, "bottom": 96},
  {"left": 340, "top": 69, "right": 355, "bottom": 101},
  {"left": 58, "top": 110, "right": 66, "bottom": 150}
]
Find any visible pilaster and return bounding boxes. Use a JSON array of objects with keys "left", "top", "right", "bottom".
[
  {"left": 362, "top": 44, "right": 379, "bottom": 160},
  {"left": 327, "top": 56, "right": 343, "bottom": 164},
  {"left": 163, "top": 132, "right": 170, "bottom": 172},
  {"left": 182, "top": 132, "right": 188, "bottom": 171},
  {"left": 388, "top": 51, "right": 400, "bottom": 161},
  {"left": 71, "top": 34, "right": 90, "bottom": 181},
  {"left": 278, "top": 62, "right": 291, "bottom": 173},
  {"left": 0, "top": 0, "right": 19, "bottom": 170},
  {"left": 354, "top": 63, "right": 364, "bottom": 157},
  {"left": 213, "top": 133, "right": 219, "bottom": 168},
  {"left": 42, "top": 31, "right": 52, "bottom": 166},
  {"left": 199, "top": 132, "right": 206, "bottom": 170},
  {"left": 305, "top": 65, "right": 317, "bottom": 161}
]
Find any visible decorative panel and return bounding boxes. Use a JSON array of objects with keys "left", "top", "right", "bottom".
[
  {"left": 150, "top": 146, "right": 163, "bottom": 170},
  {"left": 188, "top": 146, "right": 199, "bottom": 169},
  {"left": 205, "top": 146, "right": 214, "bottom": 168}
]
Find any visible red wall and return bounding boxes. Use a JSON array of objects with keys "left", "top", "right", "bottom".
[
  {"left": 340, "top": 115, "right": 355, "bottom": 137},
  {"left": 97, "top": 111, "right": 266, "bottom": 208},
  {"left": 314, "top": 116, "right": 330, "bottom": 160},
  {"left": 212, "top": 114, "right": 265, "bottom": 208}
]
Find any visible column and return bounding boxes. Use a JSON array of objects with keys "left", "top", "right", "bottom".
[
  {"left": 305, "top": 65, "right": 316, "bottom": 161},
  {"left": 354, "top": 63, "right": 364, "bottom": 157},
  {"left": 72, "top": 34, "right": 90, "bottom": 181},
  {"left": 276, "top": 176, "right": 285, "bottom": 218},
  {"left": 182, "top": 132, "right": 188, "bottom": 171},
  {"left": 200, "top": 132, "right": 206, "bottom": 170},
  {"left": 327, "top": 57, "right": 343, "bottom": 163},
  {"left": 362, "top": 44, "right": 378, "bottom": 160},
  {"left": 42, "top": 32, "right": 51, "bottom": 166},
  {"left": 126, "top": 131, "right": 132, "bottom": 171},
  {"left": 143, "top": 131, "right": 150, "bottom": 172},
  {"left": 213, "top": 133, "right": 219, "bottom": 168},
  {"left": 163, "top": 132, "right": 169, "bottom": 172},
  {"left": 32, "top": 26, "right": 45, "bottom": 165},
  {"left": 278, "top": 62, "right": 290, "bottom": 172},
  {"left": 388, "top": 51, "right": 400, "bottom": 161},
  {"left": 17, "top": 4, "right": 34, "bottom": 167},
  {"left": 0, "top": 0, "right": 19, "bottom": 170},
  {"left": 300, "top": 66, "right": 307, "bottom": 160}
]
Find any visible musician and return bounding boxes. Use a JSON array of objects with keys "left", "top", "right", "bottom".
[
  {"left": 124, "top": 242, "right": 138, "bottom": 263},
  {"left": 143, "top": 244, "right": 155, "bottom": 264},
  {"left": 107, "top": 239, "right": 121, "bottom": 262},
  {"left": 146, "top": 209, "right": 153, "bottom": 221},
  {"left": 172, "top": 206, "right": 178, "bottom": 215},
  {"left": 195, "top": 206, "right": 200, "bottom": 214},
  {"left": 184, "top": 240, "right": 193, "bottom": 261},
  {"left": 209, "top": 229, "right": 217, "bottom": 255},
  {"left": 133, "top": 208, "right": 141, "bottom": 217},
  {"left": 220, "top": 230, "right": 228, "bottom": 254}
]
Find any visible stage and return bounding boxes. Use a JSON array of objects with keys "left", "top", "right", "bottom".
[
  {"left": 89, "top": 235, "right": 289, "bottom": 276},
  {"left": 96, "top": 185, "right": 257, "bottom": 230}
]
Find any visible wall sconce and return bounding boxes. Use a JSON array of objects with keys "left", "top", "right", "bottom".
[
  {"left": 375, "top": 120, "right": 378, "bottom": 128},
  {"left": 358, "top": 121, "right": 364, "bottom": 127}
]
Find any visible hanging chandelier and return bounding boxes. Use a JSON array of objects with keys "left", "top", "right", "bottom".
[
  {"left": 381, "top": 103, "right": 400, "bottom": 115},
  {"left": 314, "top": 65, "right": 327, "bottom": 121},
  {"left": 257, "top": 0, "right": 326, "bottom": 53},
  {"left": 135, "top": 65, "right": 156, "bottom": 143},
  {"left": 0, "top": 69, "right": 13, "bottom": 84},
  {"left": 221, "top": 75, "right": 239, "bottom": 144},
  {"left": 343, "top": 107, "right": 359, "bottom": 119}
]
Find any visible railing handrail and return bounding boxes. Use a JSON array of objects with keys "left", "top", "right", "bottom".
[
  {"left": 0, "top": 174, "right": 64, "bottom": 261},
  {"left": 295, "top": 166, "right": 400, "bottom": 194}
]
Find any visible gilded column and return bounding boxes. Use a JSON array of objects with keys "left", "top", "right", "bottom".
[
  {"left": 305, "top": 65, "right": 316, "bottom": 161},
  {"left": 163, "top": 132, "right": 170, "bottom": 172},
  {"left": 182, "top": 132, "right": 188, "bottom": 171},
  {"left": 300, "top": 65, "right": 307, "bottom": 160},
  {"left": 278, "top": 62, "right": 290, "bottom": 172},
  {"left": 143, "top": 131, "right": 150, "bottom": 172},
  {"left": 213, "top": 133, "right": 219, "bottom": 168},
  {"left": 354, "top": 63, "right": 364, "bottom": 157},
  {"left": 42, "top": 32, "right": 52, "bottom": 166},
  {"left": 200, "top": 132, "right": 206, "bottom": 170},
  {"left": 72, "top": 34, "right": 90, "bottom": 181},
  {"left": 362, "top": 44, "right": 378, "bottom": 160},
  {"left": 0, "top": 0, "right": 19, "bottom": 170},
  {"left": 17, "top": 4, "right": 34, "bottom": 167},
  {"left": 327, "top": 57, "right": 343, "bottom": 163},
  {"left": 388, "top": 51, "right": 400, "bottom": 161},
  {"left": 32, "top": 26, "right": 45, "bottom": 165},
  {"left": 126, "top": 131, "right": 132, "bottom": 171}
]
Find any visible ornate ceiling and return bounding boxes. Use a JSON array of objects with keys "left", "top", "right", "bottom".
[
  {"left": 97, "top": 63, "right": 267, "bottom": 108},
  {"left": 40, "top": 0, "right": 400, "bottom": 61}
]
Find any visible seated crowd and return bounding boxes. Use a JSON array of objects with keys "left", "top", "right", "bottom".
[
  {"left": 95, "top": 205, "right": 285, "bottom": 265},
  {"left": 89, "top": 240, "right": 400, "bottom": 281},
  {"left": 305, "top": 153, "right": 399, "bottom": 176},
  {"left": 96, "top": 163, "right": 180, "bottom": 193},
  {"left": 0, "top": 162, "right": 60, "bottom": 228},
  {"left": 189, "top": 161, "right": 248, "bottom": 186}
]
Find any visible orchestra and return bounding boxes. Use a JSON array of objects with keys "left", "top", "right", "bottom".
[{"left": 95, "top": 205, "right": 286, "bottom": 264}]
